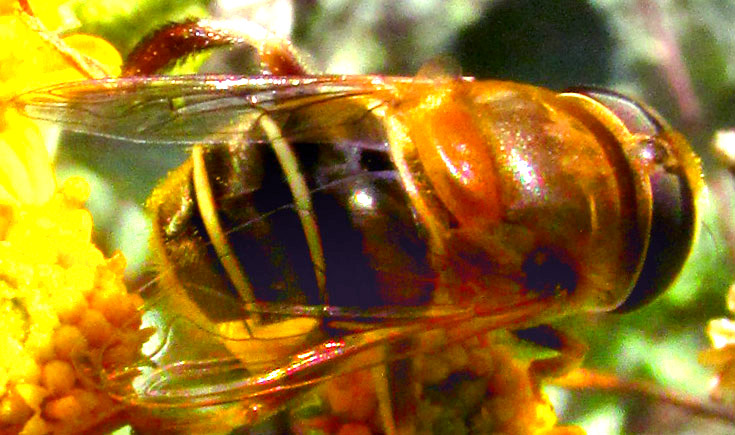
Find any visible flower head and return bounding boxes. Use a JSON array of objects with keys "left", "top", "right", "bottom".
[
  {"left": 0, "top": 0, "right": 121, "bottom": 207},
  {"left": 0, "top": 3, "right": 145, "bottom": 434}
]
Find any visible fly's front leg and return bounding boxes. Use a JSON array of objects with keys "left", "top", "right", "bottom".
[
  {"left": 513, "top": 324, "right": 588, "bottom": 393},
  {"left": 123, "top": 19, "right": 310, "bottom": 76}
]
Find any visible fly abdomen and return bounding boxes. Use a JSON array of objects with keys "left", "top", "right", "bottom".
[
  {"left": 212, "top": 137, "right": 436, "bottom": 310},
  {"left": 151, "top": 110, "right": 437, "bottom": 322}
]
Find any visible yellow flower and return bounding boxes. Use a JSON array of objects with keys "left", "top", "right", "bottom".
[
  {"left": 0, "top": 0, "right": 121, "bottom": 207},
  {"left": 0, "top": 3, "right": 145, "bottom": 434},
  {"left": 0, "top": 177, "right": 147, "bottom": 434},
  {"left": 0, "top": 0, "right": 121, "bottom": 98},
  {"left": 700, "top": 283, "right": 735, "bottom": 402}
]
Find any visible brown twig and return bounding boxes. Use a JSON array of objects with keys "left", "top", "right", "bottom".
[{"left": 552, "top": 368, "right": 735, "bottom": 425}]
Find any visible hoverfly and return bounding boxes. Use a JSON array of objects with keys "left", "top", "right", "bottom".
[{"left": 13, "top": 16, "right": 702, "bottom": 432}]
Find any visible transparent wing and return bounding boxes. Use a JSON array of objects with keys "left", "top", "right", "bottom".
[
  {"left": 11, "top": 74, "right": 408, "bottom": 145},
  {"left": 100, "top": 273, "right": 550, "bottom": 408},
  {"left": 103, "top": 305, "right": 514, "bottom": 408}
]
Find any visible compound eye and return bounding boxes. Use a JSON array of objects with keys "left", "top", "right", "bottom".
[
  {"left": 615, "top": 141, "right": 697, "bottom": 311},
  {"left": 569, "top": 88, "right": 698, "bottom": 312}
]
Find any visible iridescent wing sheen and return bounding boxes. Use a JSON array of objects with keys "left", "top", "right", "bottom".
[
  {"left": 107, "top": 305, "right": 498, "bottom": 407},
  {"left": 110, "top": 274, "right": 544, "bottom": 408},
  {"left": 12, "top": 74, "right": 411, "bottom": 145},
  {"left": 118, "top": 272, "right": 477, "bottom": 407}
]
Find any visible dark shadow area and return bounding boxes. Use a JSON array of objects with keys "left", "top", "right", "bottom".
[{"left": 455, "top": 0, "right": 614, "bottom": 89}]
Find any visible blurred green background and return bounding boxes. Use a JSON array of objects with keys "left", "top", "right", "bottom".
[{"left": 50, "top": 0, "right": 735, "bottom": 433}]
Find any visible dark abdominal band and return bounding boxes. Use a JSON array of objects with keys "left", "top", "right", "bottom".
[{"left": 203, "top": 137, "right": 436, "bottom": 310}]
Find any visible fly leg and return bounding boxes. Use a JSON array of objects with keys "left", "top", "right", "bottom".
[
  {"left": 370, "top": 358, "right": 422, "bottom": 435},
  {"left": 372, "top": 364, "right": 399, "bottom": 435},
  {"left": 334, "top": 342, "right": 416, "bottom": 435},
  {"left": 513, "top": 324, "right": 588, "bottom": 393},
  {"left": 123, "top": 19, "right": 310, "bottom": 76}
]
